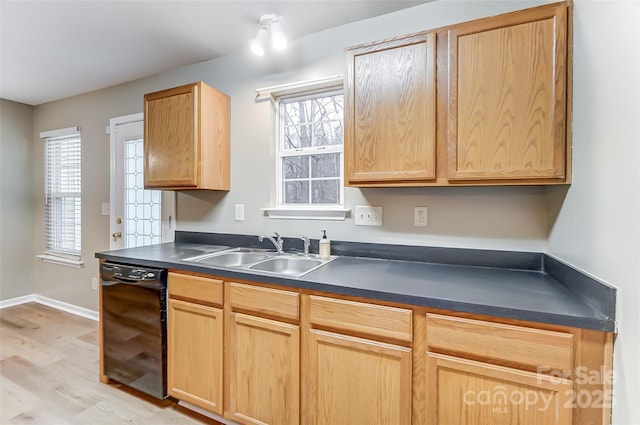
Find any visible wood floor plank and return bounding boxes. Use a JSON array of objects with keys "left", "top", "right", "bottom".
[
  {"left": 6, "top": 405, "right": 71, "bottom": 425},
  {"left": 0, "top": 303, "right": 222, "bottom": 424},
  {"left": 0, "top": 325, "right": 66, "bottom": 365},
  {"left": 1, "top": 355, "right": 101, "bottom": 416},
  {"left": 0, "top": 375, "right": 40, "bottom": 423}
]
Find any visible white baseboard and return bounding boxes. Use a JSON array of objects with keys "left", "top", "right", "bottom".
[
  {"left": 0, "top": 293, "right": 99, "bottom": 321},
  {"left": 0, "top": 294, "right": 37, "bottom": 309}
]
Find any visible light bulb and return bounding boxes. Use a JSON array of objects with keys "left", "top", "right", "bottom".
[
  {"left": 270, "top": 21, "right": 287, "bottom": 50},
  {"left": 250, "top": 27, "right": 269, "bottom": 56}
]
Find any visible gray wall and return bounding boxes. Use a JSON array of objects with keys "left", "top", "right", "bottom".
[
  {"left": 22, "top": 1, "right": 640, "bottom": 423},
  {"left": 547, "top": 2, "right": 640, "bottom": 424},
  {"left": 0, "top": 99, "right": 34, "bottom": 300},
  {"left": 31, "top": 0, "right": 553, "bottom": 315}
]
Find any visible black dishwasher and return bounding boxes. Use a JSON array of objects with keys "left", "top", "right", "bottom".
[{"left": 100, "top": 262, "right": 167, "bottom": 399}]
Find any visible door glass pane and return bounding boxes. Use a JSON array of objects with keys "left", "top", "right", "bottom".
[{"left": 124, "top": 138, "right": 162, "bottom": 247}]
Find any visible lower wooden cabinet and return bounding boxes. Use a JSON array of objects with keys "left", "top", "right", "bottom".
[
  {"left": 227, "top": 312, "right": 300, "bottom": 425},
  {"left": 306, "top": 329, "right": 412, "bottom": 425},
  {"left": 167, "top": 298, "right": 223, "bottom": 414},
  {"left": 226, "top": 282, "right": 301, "bottom": 425},
  {"left": 305, "top": 295, "right": 413, "bottom": 424},
  {"left": 162, "top": 274, "right": 612, "bottom": 425},
  {"left": 426, "top": 353, "right": 572, "bottom": 425}
]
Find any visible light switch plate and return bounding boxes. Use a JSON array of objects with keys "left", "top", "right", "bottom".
[
  {"left": 101, "top": 203, "right": 110, "bottom": 216},
  {"left": 234, "top": 204, "right": 244, "bottom": 221},
  {"left": 355, "top": 206, "right": 383, "bottom": 226}
]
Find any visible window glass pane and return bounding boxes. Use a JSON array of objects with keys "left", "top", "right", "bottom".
[
  {"left": 311, "top": 153, "right": 340, "bottom": 178},
  {"left": 311, "top": 180, "right": 340, "bottom": 204},
  {"left": 313, "top": 120, "right": 343, "bottom": 147},
  {"left": 286, "top": 99, "right": 314, "bottom": 124},
  {"left": 283, "top": 181, "right": 309, "bottom": 204},
  {"left": 283, "top": 156, "right": 309, "bottom": 179},
  {"left": 314, "top": 95, "right": 342, "bottom": 121},
  {"left": 284, "top": 102, "right": 302, "bottom": 126},
  {"left": 284, "top": 124, "right": 313, "bottom": 149}
]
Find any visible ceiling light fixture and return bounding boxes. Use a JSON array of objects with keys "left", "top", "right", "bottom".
[{"left": 250, "top": 14, "right": 287, "bottom": 56}]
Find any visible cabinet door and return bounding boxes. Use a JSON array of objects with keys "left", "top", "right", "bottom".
[
  {"left": 168, "top": 299, "right": 223, "bottom": 414},
  {"left": 306, "top": 329, "right": 412, "bottom": 425},
  {"left": 427, "top": 353, "right": 572, "bottom": 425},
  {"left": 228, "top": 312, "right": 300, "bottom": 425},
  {"left": 345, "top": 32, "right": 436, "bottom": 185},
  {"left": 447, "top": 4, "right": 567, "bottom": 181},
  {"left": 144, "top": 83, "right": 199, "bottom": 188}
]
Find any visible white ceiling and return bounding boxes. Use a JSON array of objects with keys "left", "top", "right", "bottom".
[{"left": 0, "top": 0, "right": 430, "bottom": 106}]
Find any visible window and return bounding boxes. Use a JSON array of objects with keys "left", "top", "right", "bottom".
[
  {"left": 278, "top": 89, "right": 344, "bottom": 207},
  {"left": 39, "top": 127, "right": 82, "bottom": 266}
]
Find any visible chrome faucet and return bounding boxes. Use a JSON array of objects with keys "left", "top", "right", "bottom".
[
  {"left": 300, "top": 235, "right": 310, "bottom": 257},
  {"left": 258, "top": 232, "right": 284, "bottom": 254}
]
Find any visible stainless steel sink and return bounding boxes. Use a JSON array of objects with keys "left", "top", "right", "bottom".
[
  {"left": 194, "top": 252, "right": 272, "bottom": 267},
  {"left": 182, "top": 247, "right": 336, "bottom": 277},
  {"left": 248, "top": 257, "right": 324, "bottom": 276},
  {"left": 182, "top": 247, "right": 274, "bottom": 266}
]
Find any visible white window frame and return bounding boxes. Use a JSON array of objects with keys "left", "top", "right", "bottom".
[
  {"left": 259, "top": 76, "right": 350, "bottom": 220},
  {"left": 37, "top": 126, "right": 83, "bottom": 267}
]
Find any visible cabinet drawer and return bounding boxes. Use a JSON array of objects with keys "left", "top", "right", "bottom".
[
  {"left": 426, "top": 313, "right": 573, "bottom": 371},
  {"left": 228, "top": 282, "right": 299, "bottom": 322},
  {"left": 309, "top": 295, "right": 412, "bottom": 342},
  {"left": 168, "top": 272, "right": 223, "bottom": 306}
]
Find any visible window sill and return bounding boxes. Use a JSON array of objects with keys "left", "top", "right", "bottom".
[
  {"left": 36, "top": 254, "right": 84, "bottom": 268},
  {"left": 262, "top": 207, "right": 350, "bottom": 221}
]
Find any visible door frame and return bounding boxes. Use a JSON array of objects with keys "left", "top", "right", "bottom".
[{"left": 109, "top": 113, "right": 175, "bottom": 250}]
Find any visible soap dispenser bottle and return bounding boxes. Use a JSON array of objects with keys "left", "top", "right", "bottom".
[{"left": 319, "top": 230, "right": 331, "bottom": 259}]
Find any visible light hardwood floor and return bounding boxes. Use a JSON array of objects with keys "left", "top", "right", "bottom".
[{"left": 0, "top": 302, "right": 221, "bottom": 424}]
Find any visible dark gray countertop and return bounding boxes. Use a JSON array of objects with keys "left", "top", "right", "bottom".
[{"left": 95, "top": 239, "right": 616, "bottom": 332}]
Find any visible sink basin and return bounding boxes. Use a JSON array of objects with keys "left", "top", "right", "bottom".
[
  {"left": 248, "top": 257, "right": 324, "bottom": 276},
  {"left": 183, "top": 247, "right": 336, "bottom": 277},
  {"left": 183, "top": 247, "right": 274, "bottom": 266},
  {"left": 195, "top": 252, "right": 272, "bottom": 267}
]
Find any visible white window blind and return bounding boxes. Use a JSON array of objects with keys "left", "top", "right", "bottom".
[{"left": 42, "top": 128, "right": 82, "bottom": 262}]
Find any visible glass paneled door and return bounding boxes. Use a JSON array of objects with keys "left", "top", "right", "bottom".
[{"left": 109, "top": 113, "right": 175, "bottom": 250}]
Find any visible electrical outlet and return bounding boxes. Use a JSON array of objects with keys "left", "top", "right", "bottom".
[
  {"left": 91, "top": 278, "right": 98, "bottom": 290},
  {"left": 234, "top": 204, "right": 244, "bottom": 221},
  {"left": 355, "top": 206, "right": 383, "bottom": 227},
  {"left": 414, "top": 207, "right": 428, "bottom": 227}
]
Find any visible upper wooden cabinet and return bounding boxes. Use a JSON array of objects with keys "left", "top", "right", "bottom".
[
  {"left": 344, "top": 32, "right": 436, "bottom": 185},
  {"left": 447, "top": 3, "right": 568, "bottom": 182},
  {"left": 144, "top": 81, "right": 230, "bottom": 190},
  {"left": 344, "top": 2, "right": 571, "bottom": 186}
]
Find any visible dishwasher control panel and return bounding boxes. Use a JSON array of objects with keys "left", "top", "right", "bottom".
[{"left": 101, "top": 262, "right": 166, "bottom": 283}]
